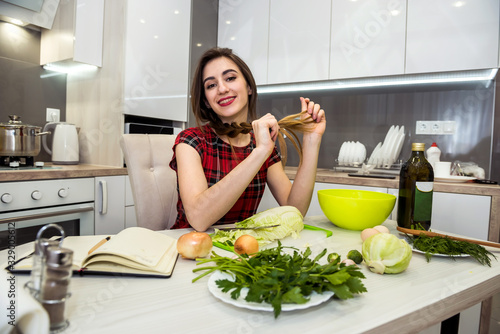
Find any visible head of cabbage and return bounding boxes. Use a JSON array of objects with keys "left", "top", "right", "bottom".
[
  {"left": 362, "top": 233, "right": 412, "bottom": 274},
  {"left": 212, "top": 206, "right": 304, "bottom": 246}
]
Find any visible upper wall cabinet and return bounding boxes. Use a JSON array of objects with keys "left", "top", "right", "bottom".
[
  {"left": 217, "top": 0, "right": 500, "bottom": 85},
  {"left": 406, "top": 0, "right": 500, "bottom": 74},
  {"left": 40, "top": 0, "right": 104, "bottom": 67},
  {"left": 267, "top": 0, "right": 331, "bottom": 84},
  {"left": 123, "top": 0, "right": 191, "bottom": 121},
  {"left": 330, "top": 0, "right": 406, "bottom": 79},
  {"left": 218, "top": 0, "right": 270, "bottom": 85}
]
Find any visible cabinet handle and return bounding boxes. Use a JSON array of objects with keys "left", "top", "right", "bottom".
[{"left": 99, "top": 180, "right": 108, "bottom": 215}]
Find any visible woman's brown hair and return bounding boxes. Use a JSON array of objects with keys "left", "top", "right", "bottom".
[{"left": 191, "top": 47, "right": 317, "bottom": 166}]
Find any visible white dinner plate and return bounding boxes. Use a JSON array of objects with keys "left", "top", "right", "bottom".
[
  {"left": 207, "top": 271, "right": 334, "bottom": 312},
  {"left": 338, "top": 141, "right": 347, "bottom": 165},
  {"left": 383, "top": 126, "right": 399, "bottom": 167},
  {"left": 435, "top": 176, "right": 476, "bottom": 183},
  {"left": 392, "top": 127, "right": 405, "bottom": 163},
  {"left": 411, "top": 246, "right": 470, "bottom": 258},
  {"left": 368, "top": 142, "right": 382, "bottom": 166}
]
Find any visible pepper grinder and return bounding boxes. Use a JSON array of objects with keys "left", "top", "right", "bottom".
[{"left": 40, "top": 246, "right": 73, "bottom": 333}]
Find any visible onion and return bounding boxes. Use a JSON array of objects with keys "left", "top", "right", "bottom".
[
  {"left": 373, "top": 225, "right": 390, "bottom": 234},
  {"left": 234, "top": 235, "right": 259, "bottom": 255},
  {"left": 341, "top": 259, "right": 357, "bottom": 266},
  {"left": 361, "top": 228, "right": 380, "bottom": 242},
  {"left": 177, "top": 231, "right": 212, "bottom": 259}
]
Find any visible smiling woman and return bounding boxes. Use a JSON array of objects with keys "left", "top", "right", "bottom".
[{"left": 168, "top": 47, "right": 326, "bottom": 231}]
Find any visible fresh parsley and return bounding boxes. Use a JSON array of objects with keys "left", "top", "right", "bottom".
[{"left": 192, "top": 241, "right": 367, "bottom": 318}]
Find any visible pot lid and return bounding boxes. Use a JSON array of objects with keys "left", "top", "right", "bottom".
[{"left": 0, "top": 115, "right": 41, "bottom": 129}]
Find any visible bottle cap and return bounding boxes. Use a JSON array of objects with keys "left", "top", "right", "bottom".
[
  {"left": 412, "top": 143, "right": 425, "bottom": 151},
  {"left": 431, "top": 142, "right": 438, "bottom": 147}
]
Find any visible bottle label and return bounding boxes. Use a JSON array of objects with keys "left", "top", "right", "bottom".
[{"left": 414, "top": 181, "right": 433, "bottom": 221}]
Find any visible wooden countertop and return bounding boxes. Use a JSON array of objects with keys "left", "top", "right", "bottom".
[
  {"left": 0, "top": 164, "right": 128, "bottom": 182},
  {"left": 285, "top": 167, "right": 500, "bottom": 197},
  {"left": 285, "top": 167, "right": 500, "bottom": 245}
]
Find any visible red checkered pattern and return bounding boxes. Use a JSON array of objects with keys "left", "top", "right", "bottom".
[{"left": 169, "top": 125, "right": 281, "bottom": 229}]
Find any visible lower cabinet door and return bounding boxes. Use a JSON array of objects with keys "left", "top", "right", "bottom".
[{"left": 94, "top": 175, "right": 126, "bottom": 235}]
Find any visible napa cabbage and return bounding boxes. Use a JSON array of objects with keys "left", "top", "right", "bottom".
[{"left": 212, "top": 206, "right": 304, "bottom": 246}]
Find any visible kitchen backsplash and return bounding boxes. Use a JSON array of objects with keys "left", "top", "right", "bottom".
[
  {"left": 258, "top": 80, "right": 496, "bottom": 180},
  {"left": 0, "top": 22, "right": 67, "bottom": 163}
]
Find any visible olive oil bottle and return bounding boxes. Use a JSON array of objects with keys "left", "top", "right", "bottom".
[{"left": 397, "top": 143, "right": 434, "bottom": 230}]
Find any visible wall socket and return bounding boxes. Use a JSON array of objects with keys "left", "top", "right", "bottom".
[
  {"left": 416, "top": 121, "right": 456, "bottom": 135},
  {"left": 46, "top": 108, "right": 60, "bottom": 122}
]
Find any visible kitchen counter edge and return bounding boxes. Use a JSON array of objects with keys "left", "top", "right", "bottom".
[
  {"left": 0, "top": 164, "right": 128, "bottom": 181},
  {"left": 285, "top": 167, "right": 500, "bottom": 197}
]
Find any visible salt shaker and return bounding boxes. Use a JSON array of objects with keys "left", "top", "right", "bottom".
[
  {"left": 40, "top": 246, "right": 73, "bottom": 333},
  {"left": 30, "top": 238, "right": 61, "bottom": 292},
  {"left": 28, "top": 224, "right": 65, "bottom": 296}
]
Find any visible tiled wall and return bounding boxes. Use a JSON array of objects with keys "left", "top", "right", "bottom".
[
  {"left": 0, "top": 22, "right": 67, "bottom": 163},
  {"left": 258, "top": 81, "right": 497, "bottom": 180}
]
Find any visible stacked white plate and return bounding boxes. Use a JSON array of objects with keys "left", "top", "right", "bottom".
[
  {"left": 338, "top": 141, "right": 366, "bottom": 166},
  {"left": 367, "top": 125, "right": 405, "bottom": 168}
]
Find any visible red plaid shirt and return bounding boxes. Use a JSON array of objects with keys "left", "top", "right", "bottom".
[{"left": 169, "top": 125, "right": 281, "bottom": 229}]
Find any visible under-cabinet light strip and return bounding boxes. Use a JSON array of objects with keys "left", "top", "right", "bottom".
[
  {"left": 257, "top": 69, "right": 498, "bottom": 94},
  {"left": 42, "top": 63, "right": 99, "bottom": 74}
]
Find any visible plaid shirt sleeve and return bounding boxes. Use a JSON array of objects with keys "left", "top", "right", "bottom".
[{"left": 169, "top": 126, "right": 283, "bottom": 229}]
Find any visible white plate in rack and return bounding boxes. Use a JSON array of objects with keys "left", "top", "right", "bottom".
[{"left": 338, "top": 141, "right": 347, "bottom": 165}]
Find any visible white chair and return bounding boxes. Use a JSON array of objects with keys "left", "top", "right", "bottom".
[{"left": 120, "top": 134, "right": 178, "bottom": 230}]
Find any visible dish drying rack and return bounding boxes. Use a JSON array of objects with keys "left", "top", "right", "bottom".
[
  {"left": 335, "top": 125, "right": 406, "bottom": 175},
  {"left": 333, "top": 160, "right": 402, "bottom": 175}
]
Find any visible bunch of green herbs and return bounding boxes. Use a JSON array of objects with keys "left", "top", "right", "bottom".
[
  {"left": 407, "top": 234, "right": 496, "bottom": 266},
  {"left": 193, "top": 241, "right": 367, "bottom": 318}
]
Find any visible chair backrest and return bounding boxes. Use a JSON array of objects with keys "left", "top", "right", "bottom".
[{"left": 120, "top": 134, "right": 178, "bottom": 230}]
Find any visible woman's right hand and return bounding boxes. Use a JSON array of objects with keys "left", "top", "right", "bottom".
[{"left": 251, "top": 113, "right": 279, "bottom": 155}]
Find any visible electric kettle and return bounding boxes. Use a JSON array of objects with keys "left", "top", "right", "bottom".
[{"left": 42, "top": 122, "right": 79, "bottom": 165}]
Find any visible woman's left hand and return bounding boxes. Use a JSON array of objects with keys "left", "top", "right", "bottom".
[{"left": 300, "top": 97, "right": 326, "bottom": 137}]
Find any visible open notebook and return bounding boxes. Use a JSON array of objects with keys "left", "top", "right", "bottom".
[{"left": 10, "top": 227, "right": 179, "bottom": 278}]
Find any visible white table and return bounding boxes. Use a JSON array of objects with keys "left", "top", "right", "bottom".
[{"left": 3, "top": 217, "right": 500, "bottom": 334}]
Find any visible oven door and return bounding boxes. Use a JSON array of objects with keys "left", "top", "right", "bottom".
[{"left": 0, "top": 203, "right": 94, "bottom": 250}]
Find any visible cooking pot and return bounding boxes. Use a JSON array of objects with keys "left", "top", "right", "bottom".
[{"left": 0, "top": 115, "right": 49, "bottom": 156}]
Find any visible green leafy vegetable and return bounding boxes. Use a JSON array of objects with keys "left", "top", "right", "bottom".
[
  {"left": 347, "top": 249, "right": 363, "bottom": 264},
  {"left": 362, "top": 233, "right": 412, "bottom": 274},
  {"left": 408, "top": 234, "right": 496, "bottom": 266},
  {"left": 212, "top": 206, "right": 304, "bottom": 247},
  {"left": 193, "top": 241, "right": 367, "bottom": 318}
]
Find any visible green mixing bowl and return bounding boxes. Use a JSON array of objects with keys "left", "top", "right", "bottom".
[{"left": 317, "top": 189, "right": 396, "bottom": 230}]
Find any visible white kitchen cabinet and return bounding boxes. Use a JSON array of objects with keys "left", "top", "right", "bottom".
[
  {"left": 432, "top": 192, "right": 491, "bottom": 240},
  {"left": 390, "top": 189, "right": 491, "bottom": 334},
  {"left": 94, "top": 175, "right": 126, "bottom": 235},
  {"left": 267, "top": 0, "right": 331, "bottom": 84},
  {"left": 406, "top": 0, "right": 500, "bottom": 74},
  {"left": 123, "top": 0, "right": 191, "bottom": 121},
  {"left": 430, "top": 191, "right": 491, "bottom": 334},
  {"left": 330, "top": 0, "right": 406, "bottom": 79},
  {"left": 40, "top": 0, "right": 104, "bottom": 67},
  {"left": 217, "top": 0, "right": 270, "bottom": 85}
]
